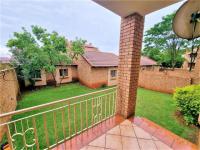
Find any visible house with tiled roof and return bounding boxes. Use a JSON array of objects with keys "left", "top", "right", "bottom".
[
  {"left": 33, "top": 43, "right": 157, "bottom": 88},
  {"left": 0, "top": 57, "right": 12, "bottom": 70},
  {"left": 75, "top": 44, "right": 157, "bottom": 88}
]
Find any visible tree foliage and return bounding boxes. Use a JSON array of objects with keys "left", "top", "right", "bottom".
[
  {"left": 7, "top": 26, "right": 86, "bottom": 85},
  {"left": 143, "top": 13, "right": 192, "bottom": 68}
]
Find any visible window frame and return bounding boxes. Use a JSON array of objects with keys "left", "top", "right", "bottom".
[
  {"left": 110, "top": 69, "right": 117, "bottom": 79},
  {"left": 32, "top": 70, "right": 42, "bottom": 80},
  {"left": 59, "top": 68, "right": 68, "bottom": 78}
]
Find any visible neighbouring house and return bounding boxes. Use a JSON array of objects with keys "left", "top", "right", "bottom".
[
  {"left": 140, "top": 56, "right": 158, "bottom": 70},
  {"left": 75, "top": 44, "right": 157, "bottom": 88},
  {"left": 33, "top": 64, "right": 77, "bottom": 86},
  {"left": 182, "top": 48, "right": 199, "bottom": 70},
  {"left": 0, "top": 57, "right": 11, "bottom": 70},
  {"left": 76, "top": 45, "right": 118, "bottom": 88},
  {"left": 33, "top": 43, "right": 157, "bottom": 88}
]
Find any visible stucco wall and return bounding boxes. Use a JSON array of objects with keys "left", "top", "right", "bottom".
[
  {"left": 0, "top": 68, "right": 19, "bottom": 141},
  {"left": 90, "top": 67, "right": 108, "bottom": 88},
  {"left": 34, "top": 70, "right": 47, "bottom": 86},
  {"left": 77, "top": 56, "right": 92, "bottom": 87},
  {"left": 55, "top": 66, "right": 72, "bottom": 84},
  {"left": 35, "top": 66, "right": 73, "bottom": 86},
  {"left": 107, "top": 67, "right": 118, "bottom": 86},
  {"left": 71, "top": 65, "right": 78, "bottom": 81},
  {"left": 77, "top": 56, "right": 117, "bottom": 88}
]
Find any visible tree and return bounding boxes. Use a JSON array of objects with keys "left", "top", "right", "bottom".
[
  {"left": 143, "top": 13, "right": 189, "bottom": 69},
  {"left": 7, "top": 26, "right": 86, "bottom": 86}
]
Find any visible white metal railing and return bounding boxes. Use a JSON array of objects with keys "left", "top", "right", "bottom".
[{"left": 0, "top": 87, "right": 117, "bottom": 150}]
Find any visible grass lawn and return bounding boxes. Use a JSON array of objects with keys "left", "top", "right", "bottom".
[
  {"left": 2, "top": 83, "right": 197, "bottom": 149},
  {"left": 136, "top": 88, "right": 198, "bottom": 143}
]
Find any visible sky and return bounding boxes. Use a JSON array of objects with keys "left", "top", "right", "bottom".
[{"left": 0, "top": 0, "right": 185, "bottom": 57}]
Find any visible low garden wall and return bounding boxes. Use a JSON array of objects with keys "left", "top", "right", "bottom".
[
  {"left": 138, "top": 69, "right": 194, "bottom": 94},
  {"left": 0, "top": 68, "right": 19, "bottom": 141}
]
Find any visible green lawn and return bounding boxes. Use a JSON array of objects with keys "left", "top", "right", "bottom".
[
  {"left": 136, "top": 88, "right": 198, "bottom": 143},
  {"left": 2, "top": 83, "right": 197, "bottom": 149}
]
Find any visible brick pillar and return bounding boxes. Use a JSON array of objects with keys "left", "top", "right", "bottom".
[{"left": 117, "top": 13, "right": 144, "bottom": 118}]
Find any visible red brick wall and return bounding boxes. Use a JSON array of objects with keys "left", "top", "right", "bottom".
[
  {"left": 138, "top": 69, "right": 192, "bottom": 93},
  {"left": 138, "top": 67, "right": 200, "bottom": 93},
  {"left": 0, "top": 68, "right": 19, "bottom": 141},
  {"left": 117, "top": 13, "right": 144, "bottom": 118}
]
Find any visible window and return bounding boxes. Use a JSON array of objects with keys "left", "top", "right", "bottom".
[
  {"left": 59, "top": 69, "right": 68, "bottom": 77},
  {"left": 110, "top": 70, "right": 117, "bottom": 78},
  {"left": 32, "top": 70, "right": 41, "bottom": 79}
]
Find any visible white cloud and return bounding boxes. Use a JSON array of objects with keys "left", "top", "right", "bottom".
[
  {"left": 0, "top": 45, "right": 11, "bottom": 57},
  {"left": 0, "top": 0, "right": 186, "bottom": 55}
]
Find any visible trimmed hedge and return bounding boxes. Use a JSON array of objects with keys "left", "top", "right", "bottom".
[{"left": 173, "top": 85, "right": 200, "bottom": 126}]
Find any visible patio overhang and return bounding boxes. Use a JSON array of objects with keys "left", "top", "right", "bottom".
[
  {"left": 93, "top": 0, "right": 181, "bottom": 17},
  {"left": 93, "top": 0, "right": 182, "bottom": 119}
]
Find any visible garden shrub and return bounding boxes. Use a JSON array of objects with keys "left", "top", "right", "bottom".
[{"left": 173, "top": 84, "right": 200, "bottom": 126}]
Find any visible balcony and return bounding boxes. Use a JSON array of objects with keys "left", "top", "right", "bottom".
[
  {"left": 0, "top": 1, "right": 198, "bottom": 149},
  {"left": 0, "top": 88, "right": 196, "bottom": 150}
]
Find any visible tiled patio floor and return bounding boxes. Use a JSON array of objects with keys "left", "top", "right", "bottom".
[{"left": 53, "top": 115, "right": 197, "bottom": 150}]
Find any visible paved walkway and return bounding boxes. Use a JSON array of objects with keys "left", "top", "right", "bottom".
[{"left": 53, "top": 115, "right": 197, "bottom": 150}]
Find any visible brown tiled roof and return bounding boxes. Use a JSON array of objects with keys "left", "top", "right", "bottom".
[
  {"left": 0, "top": 57, "right": 11, "bottom": 63},
  {"left": 140, "top": 56, "right": 157, "bottom": 66},
  {"left": 83, "top": 51, "right": 118, "bottom": 67},
  {"left": 83, "top": 51, "right": 157, "bottom": 67}
]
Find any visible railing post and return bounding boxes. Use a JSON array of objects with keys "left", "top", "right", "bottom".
[
  {"left": 92, "top": 98, "right": 94, "bottom": 126},
  {"left": 53, "top": 111, "right": 58, "bottom": 145},
  {"left": 86, "top": 100, "right": 88, "bottom": 130},
  {"left": 68, "top": 101, "right": 71, "bottom": 138},
  {"left": 32, "top": 117, "right": 40, "bottom": 150},
  {"left": 6, "top": 125, "right": 14, "bottom": 150},
  {"left": 80, "top": 101, "right": 83, "bottom": 132},
  {"left": 74, "top": 104, "right": 77, "bottom": 134},
  {"left": 43, "top": 114, "right": 50, "bottom": 149}
]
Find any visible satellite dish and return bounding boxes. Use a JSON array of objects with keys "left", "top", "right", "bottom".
[{"left": 173, "top": 0, "right": 200, "bottom": 40}]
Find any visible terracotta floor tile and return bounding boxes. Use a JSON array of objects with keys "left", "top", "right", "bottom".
[
  {"left": 121, "top": 137, "right": 140, "bottom": 150},
  {"left": 53, "top": 116, "right": 197, "bottom": 150},
  {"left": 172, "top": 138, "right": 197, "bottom": 150},
  {"left": 107, "top": 125, "right": 121, "bottom": 135},
  {"left": 105, "top": 134, "right": 122, "bottom": 150},
  {"left": 133, "top": 117, "right": 144, "bottom": 126},
  {"left": 153, "top": 129, "right": 175, "bottom": 146},
  {"left": 152, "top": 136, "right": 159, "bottom": 141},
  {"left": 120, "top": 125, "right": 135, "bottom": 137},
  {"left": 134, "top": 126, "right": 152, "bottom": 139},
  {"left": 86, "top": 146, "right": 105, "bottom": 150},
  {"left": 89, "top": 134, "right": 106, "bottom": 148},
  {"left": 132, "top": 123, "right": 137, "bottom": 127},
  {"left": 80, "top": 146, "right": 87, "bottom": 150},
  {"left": 138, "top": 139, "right": 157, "bottom": 150},
  {"left": 154, "top": 141, "right": 173, "bottom": 150},
  {"left": 120, "top": 120, "right": 132, "bottom": 126}
]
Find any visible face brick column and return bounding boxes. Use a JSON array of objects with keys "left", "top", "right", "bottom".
[{"left": 117, "top": 13, "right": 144, "bottom": 118}]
